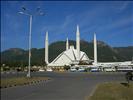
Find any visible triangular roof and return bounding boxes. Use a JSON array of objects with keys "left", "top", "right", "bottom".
[{"left": 48, "top": 45, "right": 89, "bottom": 66}]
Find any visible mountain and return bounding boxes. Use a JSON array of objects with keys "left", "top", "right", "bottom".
[
  {"left": 1, "top": 40, "right": 133, "bottom": 67},
  {"left": 114, "top": 46, "right": 133, "bottom": 61}
]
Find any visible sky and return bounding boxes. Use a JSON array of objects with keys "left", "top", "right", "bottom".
[{"left": 1, "top": 1, "right": 133, "bottom": 51}]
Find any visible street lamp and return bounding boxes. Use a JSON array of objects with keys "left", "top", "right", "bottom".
[{"left": 19, "top": 7, "right": 44, "bottom": 77}]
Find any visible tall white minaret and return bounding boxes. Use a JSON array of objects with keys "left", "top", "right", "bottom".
[
  {"left": 76, "top": 25, "right": 80, "bottom": 60},
  {"left": 94, "top": 32, "right": 97, "bottom": 65},
  {"left": 45, "top": 31, "right": 49, "bottom": 64},
  {"left": 66, "top": 38, "right": 69, "bottom": 50}
]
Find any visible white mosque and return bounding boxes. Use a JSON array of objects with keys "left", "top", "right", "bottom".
[
  {"left": 44, "top": 25, "right": 133, "bottom": 72},
  {"left": 45, "top": 25, "right": 98, "bottom": 67}
]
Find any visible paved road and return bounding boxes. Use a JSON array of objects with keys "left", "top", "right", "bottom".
[{"left": 1, "top": 72, "right": 125, "bottom": 100}]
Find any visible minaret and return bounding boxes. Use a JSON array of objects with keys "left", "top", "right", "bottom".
[
  {"left": 76, "top": 25, "right": 80, "bottom": 60},
  {"left": 94, "top": 32, "right": 97, "bottom": 65},
  {"left": 45, "top": 31, "right": 49, "bottom": 64},
  {"left": 66, "top": 38, "right": 69, "bottom": 50}
]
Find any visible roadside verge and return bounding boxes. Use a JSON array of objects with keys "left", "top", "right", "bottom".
[
  {"left": 87, "top": 82, "right": 133, "bottom": 100},
  {"left": 1, "top": 77, "right": 51, "bottom": 89}
]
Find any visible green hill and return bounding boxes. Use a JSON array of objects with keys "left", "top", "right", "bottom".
[{"left": 1, "top": 40, "right": 133, "bottom": 67}]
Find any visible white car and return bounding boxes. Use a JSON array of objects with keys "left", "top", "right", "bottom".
[
  {"left": 39, "top": 69, "right": 45, "bottom": 72},
  {"left": 90, "top": 67, "right": 99, "bottom": 72},
  {"left": 104, "top": 67, "right": 116, "bottom": 72},
  {"left": 70, "top": 67, "right": 77, "bottom": 72},
  {"left": 78, "top": 67, "right": 85, "bottom": 72},
  {"left": 46, "top": 68, "right": 53, "bottom": 72}
]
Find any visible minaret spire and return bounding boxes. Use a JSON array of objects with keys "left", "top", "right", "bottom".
[
  {"left": 45, "top": 31, "right": 49, "bottom": 64},
  {"left": 66, "top": 38, "right": 69, "bottom": 50},
  {"left": 94, "top": 32, "right": 97, "bottom": 65},
  {"left": 76, "top": 25, "right": 80, "bottom": 60}
]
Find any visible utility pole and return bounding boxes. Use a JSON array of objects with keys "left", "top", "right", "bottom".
[{"left": 19, "top": 7, "right": 44, "bottom": 77}]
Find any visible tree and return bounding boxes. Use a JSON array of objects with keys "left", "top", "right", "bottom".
[
  {"left": 114, "top": 66, "right": 118, "bottom": 71},
  {"left": 75, "top": 67, "right": 79, "bottom": 70},
  {"left": 125, "top": 71, "right": 133, "bottom": 85},
  {"left": 78, "top": 61, "right": 89, "bottom": 65},
  {"left": 64, "top": 65, "right": 70, "bottom": 70}
]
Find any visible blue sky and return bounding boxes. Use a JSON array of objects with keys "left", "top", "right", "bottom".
[{"left": 1, "top": 1, "right": 133, "bottom": 51}]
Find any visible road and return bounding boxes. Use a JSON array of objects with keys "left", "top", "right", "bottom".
[{"left": 1, "top": 72, "right": 125, "bottom": 100}]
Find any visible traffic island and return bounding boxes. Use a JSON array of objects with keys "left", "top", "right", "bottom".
[
  {"left": 88, "top": 82, "right": 133, "bottom": 100},
  {"left": 1, "top": 77, "right": 51, "bottom": 89}
]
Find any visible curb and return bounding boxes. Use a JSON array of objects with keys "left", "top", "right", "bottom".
[
  {"left": 85, "top": 84, "right": 99, "bottom": 100},
  {"left": 1, "top": 79, "right": 51, "bottom": 89}
]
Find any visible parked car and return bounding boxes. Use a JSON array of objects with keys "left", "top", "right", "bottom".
[
  {"left": 78, "top": 67, "right": 85, "bottom": 72},
  {"left": 90, "top": 67, "right": 99, "bottom": 72},
  {"left": 70, "top": 67, "right": 77, "bottom": 72},
  {"left": 39, "top": 69, "right": 45, "bottom": 72},
  {"left": 117, "top": 66, "right": 133, "bottom": 72},
  {"left": 104, "top": 67, "right": 116, "bottom": 72},
  {"left": 46, "top": 68, "right": 53, "bottom": 72}
]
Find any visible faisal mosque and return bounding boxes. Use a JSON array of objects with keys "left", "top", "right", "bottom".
[{"left": 44, "top": 25, "right": 98, "bottom": 67}]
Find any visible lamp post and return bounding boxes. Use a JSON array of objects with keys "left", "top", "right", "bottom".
[{"left": 19, "top": 7, "right": 44, "bottom": 77}]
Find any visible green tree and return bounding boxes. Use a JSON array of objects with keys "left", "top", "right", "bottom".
[{"left": 64, "top": 65, "right": 70, "bottom": 70}]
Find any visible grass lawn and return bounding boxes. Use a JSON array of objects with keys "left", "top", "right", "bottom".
[
  {"left": 88, "top": 82, "right": 133, "bottom": 100},
  {"left": 1, "top": 77, "right": 50, "bottom": 88}
]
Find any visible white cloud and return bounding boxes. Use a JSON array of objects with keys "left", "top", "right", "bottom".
[
  {"left": 40, "top": 4, "right": 104, "bottom": 35},
  {"left": 40, "top": 1, "right": 132, "bottom": 40},
  {"left": 97, "top": 15, "right": 133, "bottom": 33},
  {"left": 119, "top": 2, "right": 129, "bottom": 10},
  {"left": 40, "top": 14, "right": 75, "bottom": 34},
  {"left": 110, "top": 1, "right": 132, "bottom": 13},
  {"left": 61, "top": 14, "right": 74, "bottom": 29}
]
